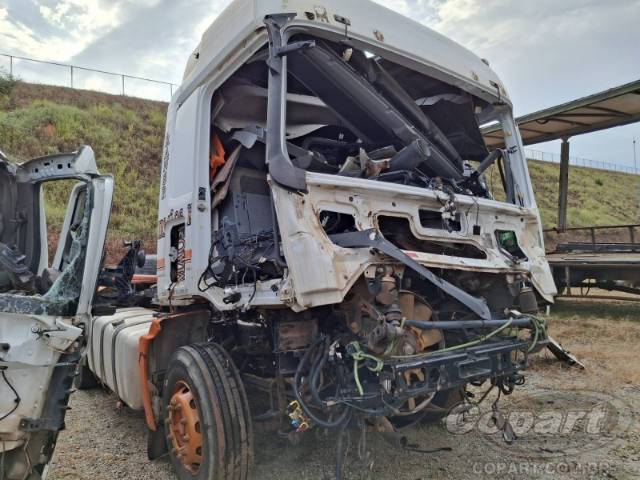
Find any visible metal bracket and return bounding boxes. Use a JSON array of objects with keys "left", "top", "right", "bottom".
[
  {"left": 546, "top": 335, "right": 585, "bottom": 369},
  {"left": 19, "top": 417, "right": 58, "bottom": 432},
  {"left": 330, "top": 229, "right": 491, "bottom": 319},
  {"left": 263, "top": 14, "right": 308, "bottom": 192},
  {"left": 275, "top": 40, "right": 315, "bottom": 57}
]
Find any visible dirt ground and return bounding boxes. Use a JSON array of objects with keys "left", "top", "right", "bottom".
[{"left": 48, "top": 299, "right": 640, "bottom": 480}]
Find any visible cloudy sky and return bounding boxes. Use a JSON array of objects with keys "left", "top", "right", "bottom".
[{"left": 1, "top": 0, "right": 639, "bottom": 167}]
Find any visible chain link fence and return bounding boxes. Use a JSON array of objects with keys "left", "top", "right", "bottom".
[
  {"left": 524, "top": 147, "right": 639, "bottom": 175},
  {"left": 1, "top": 52, "right": 638, "bottom": 175},
  {"left": 0, "top": 52, "right": 177, "bottom": 102}
]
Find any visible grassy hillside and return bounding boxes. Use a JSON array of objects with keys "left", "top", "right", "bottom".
[
  {"left": 1, "top": 79, "right": 638, "bottom": 255},
  {"left": 526, "top": 160, "right": 639, "bottom": 227},
  {"left": 0, "top": 78, "right": 166, "bottom": 256}
]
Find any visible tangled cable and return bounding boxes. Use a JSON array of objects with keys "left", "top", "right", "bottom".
[{"left": 293, "top": 335, "right": 352, "bottom": 429}]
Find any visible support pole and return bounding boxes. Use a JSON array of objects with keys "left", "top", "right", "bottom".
[{"left": 557, "top": 137, "right": 570, "bottom": 231}]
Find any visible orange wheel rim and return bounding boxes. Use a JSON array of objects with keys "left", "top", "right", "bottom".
[{"left": 166, "top": 380, "right": 203, "bottom": 474}]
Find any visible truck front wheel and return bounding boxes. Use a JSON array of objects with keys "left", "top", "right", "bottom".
[{"left": 162, "top": 343, "right": 253, "bottom": 480}]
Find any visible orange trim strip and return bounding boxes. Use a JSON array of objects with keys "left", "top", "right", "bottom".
[
  {"left": 132, "top": 274, "right": 158, "bottom": 285},
  {"left": 139, "top": 318, "right": 163, "bottom": 431},
  {"left": 138, "top": 312, "right": 189, "bottom": 431}
]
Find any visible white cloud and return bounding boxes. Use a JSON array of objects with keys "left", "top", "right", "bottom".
[
  {"left": 373, "top": 0, "right": 414, "bottom": 15},
  {"left": 39, "top": 3, "right": 72, "bottom": 26},
  {"left": 0, "top": 7, "right": 42, "bottom": 56},
  {"left": 1, "top": 0, "right": 123, "bottom": 61},
  {"left": 1, "top": 0, "right": 639, "bottom": 164}
]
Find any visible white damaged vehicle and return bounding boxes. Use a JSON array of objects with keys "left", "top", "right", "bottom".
[
  {"left": 0, "top": 147, "right": 112, "bottom": 480},
  {"left": 2, "top": 1, "right": 560, "bottom": 479}
]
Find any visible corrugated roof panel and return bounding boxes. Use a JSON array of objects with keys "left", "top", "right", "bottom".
[{"left": 483, "top": 79, "right": 640, "bottom": 147}]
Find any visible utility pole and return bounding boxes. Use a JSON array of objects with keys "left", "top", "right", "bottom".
[
  {"left": 634, "top": 137, "right": 637, "bottom": 174},
  {"left": 557, "top": 137, "right": 571, "bottom": 231}
]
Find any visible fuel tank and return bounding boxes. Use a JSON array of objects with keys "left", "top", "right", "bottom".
[{"left": 87, "top": 307, "right": 155, "bottom": 410}]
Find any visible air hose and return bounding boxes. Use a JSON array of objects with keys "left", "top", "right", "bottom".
[
  {"left": 347, "top": 314, "right": 548, "bottom": 395},
  {"left": 293, "top": 336, "right": 352, "bottom": 428}
]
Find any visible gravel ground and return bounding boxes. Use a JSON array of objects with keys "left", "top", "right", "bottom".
[
  {"left": 48, "top": 304, "right": 640, "bottom": 480},
  {"left": 47, "top": 367, "right": 640, "bottom": 480}
]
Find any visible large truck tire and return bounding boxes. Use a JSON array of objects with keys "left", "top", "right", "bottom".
[{"left": 162, "top": 343, "right": 253, "bottom": 480}]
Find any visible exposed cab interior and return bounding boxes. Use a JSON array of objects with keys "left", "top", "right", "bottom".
[{"left": 0, "top": 150, "right": 96, "bottom": 316}]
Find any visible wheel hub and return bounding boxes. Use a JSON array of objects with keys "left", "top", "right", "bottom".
[{"left": 166, "top": 380, "right": 203, "bottom": 474}]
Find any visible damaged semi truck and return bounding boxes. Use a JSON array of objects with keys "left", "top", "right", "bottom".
[{"left": 1, "top": 1, "right": 558, "bottom": 479}]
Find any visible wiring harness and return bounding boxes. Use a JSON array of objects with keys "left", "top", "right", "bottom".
[{"left": 291, "top": 314, "right": 547, "bottom": 426}]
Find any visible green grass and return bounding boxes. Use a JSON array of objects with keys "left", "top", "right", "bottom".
[
  {"left": 1, "top": 79, "right": 638, "bottom": 256},
  {"left": 549, "top": 299, "right": 640, "bottom": 322},
  {"left": 526, "top": 160, "right": 640, "bottom": 228},
  {"left": 483, "top": 156, "right": 640, "bottom": 228},
  {"left": 0, "top": 80, "right": 166, "bottom": 254},
  {"left": 0, "top": 74, "right": 17, "bottom": 97}
]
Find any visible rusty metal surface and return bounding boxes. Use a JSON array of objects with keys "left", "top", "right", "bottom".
[
  {"left": 276, "top": 319, "right": 318, "bottom": 351},
  {"left": 546, "top": 252, "right": 640, "bottom": 265}
]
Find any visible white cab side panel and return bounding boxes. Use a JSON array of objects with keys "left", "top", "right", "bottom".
[
  {"left": 0, "top": 314, "right": 81, "bottom": 450},
  {"left": 156, "top": 85, "right": 211, "bottom": 303}
]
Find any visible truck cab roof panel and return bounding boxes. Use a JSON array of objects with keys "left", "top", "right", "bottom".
[{"left": 179, "top": 0, "right": 509, "bottom": 108}]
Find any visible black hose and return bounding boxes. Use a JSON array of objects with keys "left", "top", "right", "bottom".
[
  {"left": 405, "top": 318, "right": 532, "bottom": 330},
  {"left": 476, "top": 149, "right": 503, "bottom": 176},
  {"left": 294, "top": 337, "right": 352, "bottom": 429},
  {"left": 309, "top": 337, "right": 329, "bottom": 407},
  {"left": 388, "top": 139, "right": 430, "bottom": 172},
  {"left": 301, "top": 136, "right": 353, "bottom": 151},
  {"left": 306, "top": 336, "right": 325, "bottom": 382},
  {"left": 0, "top": 369, "right": 20, "bottom": 422}
]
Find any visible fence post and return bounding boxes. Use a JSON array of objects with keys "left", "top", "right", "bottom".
[
  {"left": 121, "top": 75, "right": 125, "bottom": 96},
  {"left": 70, "top": 65, "right": 74, "bottom": 88},
  {"left": 9, "top": 55, "right": 12, "bottom": 76}
]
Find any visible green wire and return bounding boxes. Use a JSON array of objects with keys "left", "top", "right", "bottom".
[
  {"left": 349, "top": 315, "right": 547, "bottom": 395},
  {"left": 353, "top": 357, "right": 363, "bottom": 396},
  {"left": 390, "top": 317, "right": 515, "bottom": 359},
  {"left": 526, "top": 314, "right": 548, "bottom": 352},
  {"left": 350, "top": 341, "right": 385, "bottom": 395}
]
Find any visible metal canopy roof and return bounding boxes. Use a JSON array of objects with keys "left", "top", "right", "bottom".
[{"left": 482, "top": 79, "right": 640, "bottom": 147}]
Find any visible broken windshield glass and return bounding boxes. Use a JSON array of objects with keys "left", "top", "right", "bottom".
[{"left": 0, "top": 166, "right": 93, "bottom": 316}]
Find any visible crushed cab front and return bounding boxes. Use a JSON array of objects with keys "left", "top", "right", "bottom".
[{"left": 0, "top": 147, "right": 113, "bottom": 480}]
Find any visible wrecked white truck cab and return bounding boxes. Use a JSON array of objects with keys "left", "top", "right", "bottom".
[
  {"left": 3, "top": 1, "right": 558, "bottom": 479},
  {"left": 0, "top": 147, "right": 112, "bottom": 480},
  {"left": 157, "top": 1, "right": 556, "bottom": 311},
  {"left": 142, "top": 1, "right": 557, "bottom": 477}
]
